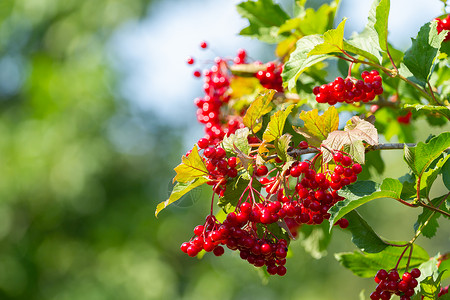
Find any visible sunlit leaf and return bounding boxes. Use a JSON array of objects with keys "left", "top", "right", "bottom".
[
  {"left": 243, "top": 89, "right": 275, "bottom": 133},
  {"left": 263, "top": 104, "right": 294, "bottom": 142},
  {"left": 155, "top": 177, "right": 208, "bottom": 217},
  {"left": 173, "top": 145, "right": 209, "bottom": 183},
  {"left": 294, "top": 106, "right": 339, "bottom": 147},
  {"left": 308, "top": 18, "right": 347, "bottom": 56}
]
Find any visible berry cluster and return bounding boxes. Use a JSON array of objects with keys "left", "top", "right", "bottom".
[
  {"left": 255, "top": 62, "right": 284, "bottom": 92},
  {"left": 181, "top": 209, "right": 289, "bottom": 275},
  {"left": 196, "top": 141, "right": 239, "bottom": 197},
  {"left": 436, "top": 15, "right": 450, "bottom": 42},
  {"left": 370, "top": 268, "right": 421, "bottom": 300},
  {"left": 313, "top": 70, "right": 383, "bottom": 105}
]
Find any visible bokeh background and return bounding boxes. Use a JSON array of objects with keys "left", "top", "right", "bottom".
[{"left": 0, "top": 0, "right": 449, "bottom": 299}]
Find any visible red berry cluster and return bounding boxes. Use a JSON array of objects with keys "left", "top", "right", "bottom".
[
  {"left": 255, "top": 62, "right": 284, "bottom": 92},
  {"left": 180, "top": 209, "right": 289, "bottom": 276},
  {"left": 370, "top": 268, "right": 421, "bottom": 300},
  {"left": 193, "top": 59, "right": 245, "bottom": 147},
  {"left": 256, "top": 151, "right": 361, "bottom": 237},
  {"left": 196, "top": 141, "right": 239, "bottom": 197},
  {"left": 436, "top": 15, "right": 450, "bottom": 42},
  {"left": 313, "top": 70, "right": 383, "bottom": 105}
]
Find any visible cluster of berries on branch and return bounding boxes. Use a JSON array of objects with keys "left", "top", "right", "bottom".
[
  {"left": 255, "top": 61, "right": 284, "bottom": 92},
  {"left": 370, "top": 268, "right": 421, "bottom": 300},
  {"left": 313, "top": 70, "right": 383, "bottom": 105}
]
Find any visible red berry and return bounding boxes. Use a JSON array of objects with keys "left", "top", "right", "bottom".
[
  {"left": 186, "top": 56, "right": 195, "bottom": 65},
  {"left": 299, "top": 141, "right": 308, "bottom": 149},
  {"left": 213, "top": 245, "right": 225, "bottom": 256},
  {"left": 352, "top": 163, "right": 363, "bottom": 174},
  {"left": 410, "top": 268, "right": 421, "bottom": 278},
  {"left": 341, "top": 156, "right": 352, "bottom": 167},
  {"left": 193, "top": 70, "right": 202, "bottom": 77},
  {"left": 388, "top": 270, "right": 400, "bottom": 282},
  {"left": 200, "top": 41, "right": 208, "bottom": 49},
  {"left": 376, "top": 269, "right": 389, "bottom": 280},
  {"left": 255, "top": 165, "right": 269, "bottom": 177}
]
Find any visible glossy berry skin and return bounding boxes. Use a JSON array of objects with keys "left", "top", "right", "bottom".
[
  {"left": 255, "top": 165, "right": 269, "bottom": 177},
  {"left": 200, "top": 41, "right": 208, "bottom": 49},
  {"left": 410, "top": 268, "right": 421, "bottom": 278},
  {"left": 186, "top": 56, "right": 195, "bottom": 65}
]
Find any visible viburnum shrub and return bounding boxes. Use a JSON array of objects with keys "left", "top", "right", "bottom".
[{"left": 156, "top": 0, "right": 450, "bottom": 298}]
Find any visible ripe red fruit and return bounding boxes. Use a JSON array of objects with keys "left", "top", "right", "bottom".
[
  {"left": 376, "top": 269, "right": 388, "bottom": 280},
  {"left": 410, "top": 268, "right": 421, "bottom": 278},
  {"left": 186, "top": 56, "right": 195, "bottom": 65},
  {"left": 255, "top": 165, "right": 269, "bottom": 177},
  {"left": 299, "top": 141, "right": 308, "bottom": 149},
  {"left": 228, "top": 156, "right": 237, "bottom": 168},
  {"left": 352, "top": 163, "right": 363, "bottom": 174},
  {"left": 200, "top": 41, "right": 208, "bottom": 49},
  {"left": 213, "top": 246, "right": 225, "bottom": 256},
  {"left": 197, "top": 138, "right": 209, "bottom": 149},
  {"left": 193, "top": 70, "right": 202, "bottom": 77}
]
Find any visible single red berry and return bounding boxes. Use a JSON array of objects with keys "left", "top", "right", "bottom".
[
  {"left": 376, "top": 269, "right": 389, "bottom": 280},
  {"left": 352, "top": 163, "right": 363, "bottom": 174},
  {"left": 388, "top": 270, "right": 400, "bottom": 282},
  {"left": 410, "top": 268, "right": 421, "bottom": 278},
  {"left": 277, "top": 265, "right": 287, "bottom": 276},
  {"left": 194, "top": 225, "right": 204, "bottom": 236},
  {"left": 255, "top": 165, "right": 269, "bottom": 177},
  {"left": 186, "top": 56, "right": 195, "bottom": 65},
  {"left": 299, "top": 141, "right": 308, "bottom": 149},
  {"left": 370, "top": 291, "right": 381, "bottom": 300},
  {"left": 338, "top": 218, "right": 349, "bottom": 229},
  {"left": 180, "top": 242, "right": 189, "bottom": 253},
  {"left": 213, "top": 245, "right": 225, "bottom": 256},
  {"left": 341, "top": 155, "right": 352, "bottom": 167},
  {"left": 197, "top": 138, "right": 209, "bottom": 149},
  {"left": 228, "top": 156, "right": 237, "bottom": 168},
  {"left": 193, "top": 70, "right": 201, "bottom": 77},
  {"left": 200, "top": 41, "right": 208, "bottom": 49}
]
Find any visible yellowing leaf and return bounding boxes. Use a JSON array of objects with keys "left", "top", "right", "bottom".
[
  {"left": 155, "top": 177, "right": 208, "bottom": 217},
  {"left": 243, "top": 90, "right": 275, "bottom": 133},
  {"left": 263, "top": 104, "right": 295, "bottom": 142},
  {"left": 322, "top": 116, "right": 379, "bottom": 164},
  {"left": 294, "top": 106, "right": 339, "bottom": 147},
  {"left": 229, "top": 76, "right": 261, "bottom": 98},
  {"left": 173, "top": 145, "right": 209, "bottom": 183}
]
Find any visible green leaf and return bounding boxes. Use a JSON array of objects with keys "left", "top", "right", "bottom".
[
  {"left": 414, "top": 195, "right": 447, "bottom": 238},
  {"left": 263, "top": 104, "right": 294, "bottom": 142},
  {"left": 403, "top": 132, "right": 450, "bottom": 178},
  {"left": 294, "top": 106, "right": 339, "bottom": 147},
  {"left": 322, "top": 116, "right": 378, "bottom": 164},
  {"left": 344, "top": 210, "right": 388, "bottom": 253},
  {"left": 404, "top": 104, "right": 450, "bottom": 121},
  {"left": 299, "top": 221, "right": 332, "bottom": 259},
  {"left": 275, "top": 133, "right": 292, "bottom": 162},
  {"left": 335, "top": 244, "right": 429, "bottom": 278},
  {"left": 343, "top": 35, "right": 382, "bottom": 64},
  {"left": 308, "top": 18, "right": 347, "bottom": 56},
  {"left": 372, "top": 0, "right": 390, "bottom": 52},
  {"left": 331, "top": 178, "right": 402, "bottom": 229},
  {"left": 218, "top": 177, "right": 261, "bottom": 212},
  {"left": 237, "top": 0, "right": 290, "bottom": 43},
  {"left": 155, "top": 177, "right": 208, "bottom": 217},
  {"left": 243, "top": 90, "right": 275, "bottom": 133},
  {"left": 418, "top": 155, "right": 450, "bottom": 198},
  {"left": 420, "top": 272, "right": 446, "bottom": 300},
  {"left": 173, "top": 145, "right": 209, "bottom": 183},
  {"left": 403, "top": 21, "right": 447, "bottom": 83},
  {"left": 442, "top": 157, "right": 450, "bottom": 190},
  {"left": 281, "top": 35, "right": 330, "bottom": 91},
  {"left": 222, "top": 128, "right": 251, "bottom": 156}
]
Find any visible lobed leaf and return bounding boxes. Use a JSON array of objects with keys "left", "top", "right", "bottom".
[
  {"left": 403, "top": 131, "right": 450, "bottom": 178},
  {"left": 155, "top": 177, "right": 208, "bottom": 217},
  {"left": 335, "top": 244, "right": 429, "bottom": 278},
  {"left": 322, "top": 116, "right": 378, "bottom": 164},
  {"left": 222, "top": 128, "right": 251, "bottom": 156},
  {"left": 330, "top": 178, "right": 402, "bottom": 229},
  {"left": 243, "top": 90, "right": 275, "bottom": 133},
  {"left": 281, "top": 35, "right": 330, "bottom": 91},
  {"left": 173, "top": 145, "right": 209, "bottom": 183},
  {"left": 372, "top": 0, "right": 390, "bottom": 52},
  {"left": 308, "top": 18, "right": 347, "bottom": 56},
  {"left": 237, "top": 0, "right": 290, "bottom": 43},
  {"left": 420, "top": 273, "right": 446, "bottom": 300},
  {"left": 275, "top": 133, "right": 293, "bottom": 162},
  {"left": 294, "top": 106, "right": 339, "bottom": 147},
  {"left": 403, "top": 21, "right": 447, "bottom": 84},
  {"left": 263, "top": 104, "right": 294, "bottom": 142}
]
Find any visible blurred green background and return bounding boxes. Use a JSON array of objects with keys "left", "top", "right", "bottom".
[{"left": 0, "top": 0, "right": 448, "bottom": 299}]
